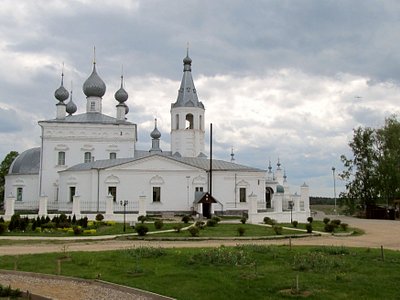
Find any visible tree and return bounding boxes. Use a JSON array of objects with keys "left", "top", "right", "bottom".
[
  {"left": 0, "top": 151, "right": 19, "bottom": 203},
  {"left": 340, "top": 116, "right": 400, "bottom": 213}
]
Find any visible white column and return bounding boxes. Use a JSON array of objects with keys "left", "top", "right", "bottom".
[
  {"left": 38, "top": 196, "right": 48, "bottom": 217},
  {"left": 5, "top": 194, "right": 15, "bottom": 220},
  {"left": 56, "top": 102, "right": 66, "bottom": 120},
  {"left": 274, "top": 194, "right": 283, "bottom": 212},
  {"left": 294, "top": 196, "right": 300, "bottom": 212},
  {"left": 248, "top": 193, "right": 258, "bottom": 214},
  {"left": 72, "top": 195, "right": 81, "bottom": 219},
  {"left": 139, "top": 195, "right": 146, "bottom": 216},
  {"left": 105, "top": 194, "right": 114, "bottom": 220},
  {"left": 301, "top": 183, "right": 310, "bottom": 212}
]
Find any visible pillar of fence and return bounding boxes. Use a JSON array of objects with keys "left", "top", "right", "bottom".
[
  {"left": 72, "top": 195, "right": 81, "bottom": 219},
  {"left": 105, "top": 194, "right": 114, "bottom": 220},
  {"left": 4, "top": 194, "right": 15, "bottom": 220},
  {"left": 38, "top": 196, "right": 48, "bottom": 217},
  {"left": 139, "top": 195, "right": 146, "bottom": 216}
]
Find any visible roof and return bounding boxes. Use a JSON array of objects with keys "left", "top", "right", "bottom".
[
  {"left": 41, "top": 112, "right": 133, "bottom": 125},
  {"left": 9, "top": 147, "right": 41, "bottom": 175},
  {"left": 64, "top": 153, "right": 264, "bottom": 173}
]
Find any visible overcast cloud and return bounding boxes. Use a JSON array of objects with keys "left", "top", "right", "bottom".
[{"left": 0, "top": 0, "right": 400, "bottom": 196}]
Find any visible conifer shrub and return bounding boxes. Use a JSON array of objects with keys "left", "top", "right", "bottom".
[
  {"left": 195, "top": 221, "right": 205, "bottom": 229},
  {"left": 273, "top": 225, "right": 283, "bottom": 235},
  {"left": 324, "top": 223, "right": 336, "bottom": 233},
  {"left": 73, "top": 226, "right": 83, "bottom": 235},
  {"left": 138, "top": 215, "right": 147, "bottom": 224},
  {"left": 307, "top": 216, "right": 314, "bottom": 223},
  {"left": 182, "top": 215, "right": 192, "bottom": 223},
  {"left": 211, "top": 216, "right": 221, "bottom": 223},
  {"left": 154, "top": 219, "right": 164, "bottom": 230},
  {"left": 206, "top": 219, "right": 217, "bottom": 227},
  {"left": 240, "top": 217, "right": 247, "bottom": 224},
  {"left": 263, "top": 217, "right": 276, "bottom": 225},
  {"left": 0, "top": 223, "right": 6, "bottom": 234},
  {"left": 331, "top": 219, "right": 341, "bottom": 227},
  {"left": 0, "top": 217, "right": 4, "bottom": 223},
  {"left": 292, "top": 220, "right": 298, "bottom": 228},
  {"left": 135, "top": 224, "right": 149, "bottom": 236}
]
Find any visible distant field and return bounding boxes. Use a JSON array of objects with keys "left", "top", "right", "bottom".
[{"left": 311, "top": 204, "right": 346, "bottom": 215}]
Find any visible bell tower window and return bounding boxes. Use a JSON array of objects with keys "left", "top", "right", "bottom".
[
  {"left": 90, "top": 101, "right": 96, "bottom": 111},
  {"left": 185, "top": 113, "right": 193, "bottom": 129},
  {"left": 175, "top": 114, "right": 179, "bottom": 129}
]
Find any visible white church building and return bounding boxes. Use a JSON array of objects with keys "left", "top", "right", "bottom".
[{"left": 3, "top": 52, "right": 310, "bottom": 223}]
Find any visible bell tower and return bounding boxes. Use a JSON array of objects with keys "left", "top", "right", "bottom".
[{"left": 170, "top": 50, "right": 205, "bottom": 157}]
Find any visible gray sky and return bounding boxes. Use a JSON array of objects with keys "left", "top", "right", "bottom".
[{"left": 1, "top": 0, "right": 399, "bottom": 196}]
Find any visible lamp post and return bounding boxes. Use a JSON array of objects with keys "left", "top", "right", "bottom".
[
  {"left": 332, "top": 167, "right": 337, "bottom": 215},
  {"left": 120, "top": 200, "right": 128, "bottom": 232},
  {"left": 289, "top": 201, "right": 294, "bottom": 224}
]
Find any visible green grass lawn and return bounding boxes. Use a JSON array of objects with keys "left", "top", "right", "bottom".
[{"left": 0, "top": 245, "right": 399, "bottom": 299}]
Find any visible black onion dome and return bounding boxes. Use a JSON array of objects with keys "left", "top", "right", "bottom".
[
  {"left": 114, "top": 76, "right": 128, "bottom": 103},
  {"left": 150, "top": 119, "right": 161, "bottom": 139},
  {"left": 55, "top": 85, "right": 69, "bottom": 102},
  {"left": 66, "top": 97, "right": 77, "bottom": 115},
  {"left": 83, "top": 64, "right": 106, "bottom": 97}
]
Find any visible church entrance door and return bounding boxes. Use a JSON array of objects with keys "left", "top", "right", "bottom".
[{"left": 203, "top": 203, "right": 211, "bottom": 218}]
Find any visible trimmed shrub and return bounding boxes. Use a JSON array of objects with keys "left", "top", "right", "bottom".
[
  {"left": 188, "top": 226, "right": 200, "bottom": 237},
  {"left": 306, "top": 223, "right": 313, "bottom": 233},
  {"left": 135, "top": 224, "right": 149, "bottom": 236},
  {"left": 292, "top": 220, "right": 298, "bottom": 228},
  {"left": 195, "top": 221, "right": 205, "bottom": 229},
  {"left": 273, "top": 225, "right": 283, "bottom": 235},
  {"left": 331, "top": 219, "right": 341, "bottom": 227},
  {"left": 263, "top": 217, "right": 276, "bottom": 225},
  {"left": 324, "top": 223, "right": 336, "bottom": 233},
  {"left": 78, "top": 217, "right": 88, "bottom": 228},
  {"left": 0, "top": 217, "right": 4, "bottom": 223},
  {"left": 323, "top": 217, "right": 330, "bottom": 224},
  {"left": 340, "top": 223, "right": 348, "bottom": 231},
  {"left": 138, "top": 215, "right": 147, "bottom": 224},
  {"left": 211, "top": 216, "right": 221, "bottom": 223},
  {"left": 154, "top": 219, "right": 164, "bottom": 230},
  {"left": 41, "top": 222, "right": 56, "bottom": 230},
  {"left": 206, "top": 219, "right": 217, "bottom": 227},
  {"left": 237, "top": 227, "right": 246, "bottom": 236},
  {"left": 307, "top": 216, "right": 314, "bottom": 223},
  {"left": 182, "top": 215, "right": 192, "bottom": 224},
  {"left": 73, "top": 226, "right": 83, "bottom": 235},
  {"left": 95, "top": 213, "right": 104, "bottom": 222},
  {"left": 240, "top": 217, "right": 247, "bottom": 224}
]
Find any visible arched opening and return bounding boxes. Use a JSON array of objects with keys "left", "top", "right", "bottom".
[
  {"left": 199, "top": 115, "right": 202, "bottom": 130},
  {"left": 175, "top": 114, "right": 179, "bottom": 130},
  {"left": 265, "top": 187, "right": 274, "bottom": 209},
  {"left": 185, "top": 113, "right": 194, "bottom": 129}
]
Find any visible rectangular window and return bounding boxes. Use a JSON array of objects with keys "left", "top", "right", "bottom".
[
  {"left": 108, "top": 186, "right": 117, "bottom": 202},
  {"left": 58, "top": 151, "right": 65, "bottom": 165},
  {"left": 195, "top": 187, "right": 204, "bottom": 192},
  {"left": 84, "top": 152, "right": 92, "bottom": 163},
  {"left": 153, "top": 186, "right": 161, "bottom": 202},
  {"left": 16, "top": 187, "right": 23, "bottom": 201},
  {"left": 109, "top": 152, "right": 116, "bottom": 159},
  {"left": 69, "top": 186, "right": 76, "bottom": 202},
  {"left": 239, "top": 187, "right": 246, "bottom": 202},
  {"left": 90, "top": 101, "right": 96, "bottom": 111}
]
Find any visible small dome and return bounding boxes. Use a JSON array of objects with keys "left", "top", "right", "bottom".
[
  {"left": 9, "top": 147, "right": 40, "bottom": 175},
  {"left": 66, "top": 98, "right": 77, "bottom": 115},
  {"left": 83, "top": 64, "right": 106, "bottom": 97},
  {"left": 151, "top": 118, "right": 161, "bottom": 139},
  {"left": 115, "top": 76, "right": 128, "bottom": 103},
  {"left": 183, "top": 54, "right": 192, "bottom": 65},
  {"left": 276, "top": 185, "right": 284, "bottom": 193},
  {"left": 55, "top": 85, "right": 69, "bottom": 102}
]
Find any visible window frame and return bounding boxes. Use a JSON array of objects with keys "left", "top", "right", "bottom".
[
  {"left": 108, "top": 186, "right": 117, "bottom": 202},
  {"left": 152, "top": 186, "right": 161, "bottom": 202},
  {"left": 16, "top": 187, "right": 23, "bottom": 201},
  {"left": 84, "top": 152, "right": 92, "bottom": 163},
  {"left": 239, "top": 187, "right": 246, "bottom": 202},
  {"left": 58, "top": 151, "right": 66, "bottom": 166},
  {"left": 69, "top": 186, "right": 76, "bottom": 202}
]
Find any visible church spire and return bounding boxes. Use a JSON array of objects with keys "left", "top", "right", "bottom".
[{"left": 172, "top": 48, "right": 204, "bottom": 109}]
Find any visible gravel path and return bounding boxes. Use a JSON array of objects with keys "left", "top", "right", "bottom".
[{"left": 0, "top": 215, "right": 399, "bottom": 299}]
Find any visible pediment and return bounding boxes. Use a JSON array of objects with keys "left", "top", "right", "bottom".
[{"left": 109, "top": 155, "right": 201, "bottom": 171}]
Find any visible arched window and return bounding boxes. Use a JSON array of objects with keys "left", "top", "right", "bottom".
[
  {"left": 84, "top": 152, "right": 92, "bottom": 163},
  {"left": 109, "top": 152, "right": 116, "bottom": 159},
  {"left": 185, "top": 113, "right": 193, "bottom": 129},
  {"left": 199, "top": 115, "right": 202, "bottom": 130},
  {"left": 175, "top": 114, "right": 179, "bottom": 130}
]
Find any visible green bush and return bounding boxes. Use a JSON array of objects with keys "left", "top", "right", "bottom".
[
  {"left": 195, "top": 221, "right": 205, "bottom": 229},
  {"left": 0, "top": 217, "right": 4, "bottom": 223},
  {"left": 173, "top": 224, "right": 182, "bottom": 233},
  {"left": 138, "top": 215, "right": 147, "bottom": 223},
  {"left": 331, "top": 219, "right": 341, "bottom": 226},
  {"left": 263, "top": 217, "right": 276, "bottom": 225},
  {"left": 73, "top": 226, "right": 83, "bottom": 235},
  {"left": 0, "top": 223, "right": 6, "bottom": 234},
  {"left": 206, "top": 219, "right": 217, "bottom": 227},
  {"left": 273, "top": 225, "right": 283, "bottom": 235},
  {"left": 340, "top": 223, "right": 348, "bottom": 231},
  {"left": 292, "top": 220, "right": 298, "bottom": 228},
  {"left": 0, "top": 284, "right": 22, "bottom": 297},
  {"left": 154, "top": 219, "right": 164, "bottom": 230},
  {"left": 188, "top": 226, "right": 200, "bottom": 237},
  {"left": 323, "top": 217, "right": 330, "bottom": 224},
  {"left": 240, "top": 217, "right": 247, "bottom": 224},
  {"left": 182, "top": 215, "right": 192, "bottom": 223},
  {"left": 237, "top": 227, "right": 246, "bottom": 236},
  {"left": 324, "top": 223, "right": 336, "bottom": 233},
  {"left": 41, "top": 222, "right": 57, "bottom": 230},
  {"left": 307, "top": 216, "right": 314, "bottom": 223},
  {"left": 306, "top": 223, "right": 313, "bottom": 233},
  {"left": 95, "top": 213, "right": 104, "bottom": 221},
  {"left": 135, "top": 224, "right": 149, "bottom": 236},
  {"left": 211, "top": 216, "right": 221, "bottom": 223}
]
